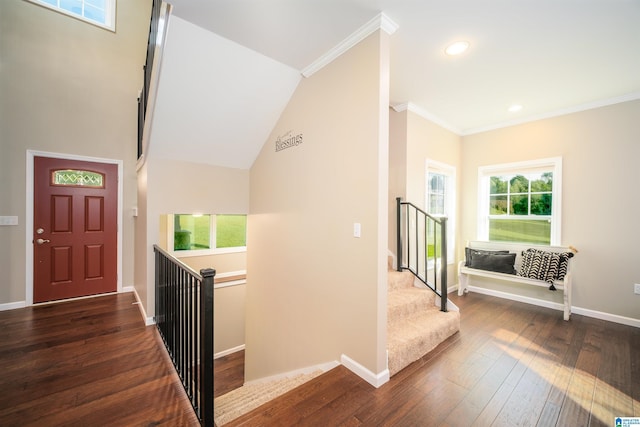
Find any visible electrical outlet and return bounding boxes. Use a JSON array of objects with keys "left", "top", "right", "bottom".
[{"left": 635, "top": 283, "right": 640, "bottom": 295}]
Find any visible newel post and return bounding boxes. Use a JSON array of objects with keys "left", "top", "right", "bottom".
[
  {"left": 199, "top": 268, "right": 215, "bottom": 426},
  {"left": 440, "top": 218, "right": 448, "bottom": 312}
]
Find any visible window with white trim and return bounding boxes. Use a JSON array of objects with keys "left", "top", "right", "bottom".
[
  {"left": 426, "top": 160, "right": 456, "bottom": 263},
  {"left": 168, "top": 214, "right": 247, "bottom": 257},
  {"left": 28, "top": 0, "right": 116, "bottom": 31},
  {"left": 478, "top": 157, "right": 562, "bottom": 245}
]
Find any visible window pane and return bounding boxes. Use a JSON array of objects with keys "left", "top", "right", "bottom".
[
  {"left": 429, "top": 173, "right": 444, "bottom": 193},
  {"left": 530, "top": 172, "right": 553, "bottom": 192},
  {"left": 30, "top": 0, "right": 111, "bottom": 27},
  {"left": 429, "top": 194, "right": 444, "bottom": 215},
  {"left": 216, "top": 215, "right": 247, "bottom": 248},
  {"left": 84, "top": 4, "right": 105, "bottom": 22},
  {"left": 174, "top": 214, "right": 211, "bottom": 251},
  {"left": 490, "top": 176, "right": 508, "bottom": 194},
  {"left": 510, "top": 175, "right": 529, "bottom": 194},
  {"left": 52, "top": 169, "right": 104, "bottom": 187},
  {"left": 490, "top": 195, "right": 508, "bottom": 215},
  {"left": 510, "top": 194, "right": 529, "bottom": 215},
  {"left": 60, "top": 0, "right": 82, "bottom": 14},
  {"left": 531, "top": 193, "right": 552, "bottom": 215},
  {"left": 489, "top": 219, "right": 551, "bottom": 244}
]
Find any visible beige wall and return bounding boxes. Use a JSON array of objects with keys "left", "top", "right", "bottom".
[
  {"left": 179, "top": 253, "right": 246, "bottom": 274},
  {"left": 178, "top": 248, "right": 247, "bottom": 356},
  {"left": 247, "top": 30, "right": 390, "bottom": 381},
  {"left": 0, "top": 0, "right": 151, "bottom": 305},
  {"left": 388, "top": 109, "right": 463, "bottom": 286},
  {"left": 406, "top": 110, "right": 463, "bottom": 286},
  {"left": 461, "top": 100, "right": 640, "bottom": 320},
  {"left": 388, "top": 109, "right": 408, "bottom": 258},
  {"left": 136, "top": 157, "right": 250, "bottom": 318},
  {"left": 213, "top": 284, "right": 246, "bottom": 354}
]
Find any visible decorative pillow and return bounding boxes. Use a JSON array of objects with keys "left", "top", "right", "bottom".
[
  {"left": 517, "top": 249, "right": 562, "bottom": 289},
  {"left": 464, "top": 248, "right": 510, "bottom": 267},
  {"left": 556, "top": 252, "right": 574, "bottom": 281},
  {"left": 468, "top": 252, "right": 517, "bottom": 274}
]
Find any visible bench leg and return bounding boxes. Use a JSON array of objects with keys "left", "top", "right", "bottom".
[
  {"left": 563, "top": 273, "right": 572, "bottom": 321},
  {"left": 458, "top": 273, "right": 468, "bottom": 296}
]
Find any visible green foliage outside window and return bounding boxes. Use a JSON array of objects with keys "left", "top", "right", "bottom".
[
  {"left": 216, "top": 215, "right": 247, "bottom": 248},
  {"left": 173, "top": 214, "right": 246, "bottom": 251},
  {"left": 488, "top": 172, "right": 553, "bottom": 244}
]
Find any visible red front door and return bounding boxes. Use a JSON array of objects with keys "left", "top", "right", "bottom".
[{"left": 33, "top": 156, "right": 118, "bottom": 303}]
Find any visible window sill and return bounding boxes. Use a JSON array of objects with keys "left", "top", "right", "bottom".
[
  {"left": 172, "top": 246, "right": 247, "bottom": 258},
  {"left": 214, "top": 271, "right": 247, "bottom": 289}
]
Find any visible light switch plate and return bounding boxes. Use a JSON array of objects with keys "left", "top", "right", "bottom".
[{"left": 0, "top": 216, "right": 18, "bottom": 226}]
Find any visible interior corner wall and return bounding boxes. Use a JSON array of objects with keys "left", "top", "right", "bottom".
[
  {"left": 388, "top": 109, "right": 408, "bottom": 257},
  {"left": 247, "top": 30, "right": 390, "bottom": 381},
  {"left": 0, "top": 1, "right": 151, "bottom": 306},
  {"left": 141, "top": 157, "right": 250, "bottom": 318},
  {"left": 460, "top": 100, "right": 640, "bottom": 321},
  {"left": 405, "top": 111, "right": 463, "bottom": 285}
]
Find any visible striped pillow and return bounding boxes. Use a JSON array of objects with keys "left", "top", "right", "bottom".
[{"left": 517, "top": 249, "right": 562, "bottom": 289}]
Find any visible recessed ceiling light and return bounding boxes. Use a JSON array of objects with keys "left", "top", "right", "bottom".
[
  {"left": 445, "top": 41, "right": 469, "bottom": 56},
  {"left": 508, "top": 104, "right": 523, "bottom": 112}
]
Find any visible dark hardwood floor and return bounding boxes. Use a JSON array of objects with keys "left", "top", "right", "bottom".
[
  {"left": 216, "top": 293, "right": 640, "bottom": 426},
  {"left": 0, "top": 292, "right": 199, "bottom": 427},
  {"left": 1, "top": 290, "right": 637, "bottom": 426}
]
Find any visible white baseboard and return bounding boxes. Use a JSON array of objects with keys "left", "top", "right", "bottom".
[
  {"left": 128, "top": 287, "right": 155, "bottom": 326},
  {"left": 0, "top": 301, "right": 26, "bottom": 311},
  {"left": 243, "top": 359, "right": 340, "bottom": 387},
  {"left": 571, "top": 306, "right": 640, "bottom": 328},
  {"left": 341, "top": 354, "right": 389, "bottom": 388},
  {"left": 466, "top": 285, "right": 640, "bottom": 328},
  {"left": 214, "top": 344, "right": 245, "bottom": 359}
]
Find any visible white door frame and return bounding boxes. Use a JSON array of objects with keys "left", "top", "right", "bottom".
[{"left": 26, "top": 150, "right": 123, "bottom": 305}]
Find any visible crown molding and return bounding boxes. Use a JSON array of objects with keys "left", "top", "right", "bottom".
[
  {"left": 462, "top": 91, "right": 640, "bottom": 135},
  {"left": 392, "top": 91, "right": 640, "bottom": 137},
  {"left": 391, "top": 102, "right": 463, "bottom": 135},
  {"left": 301, "top": 12, "right": 398, "bottom": 78}
]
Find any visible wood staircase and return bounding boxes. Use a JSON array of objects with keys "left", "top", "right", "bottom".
[{"left": 387, "top": 268, "right": 460, "bottom": 376}]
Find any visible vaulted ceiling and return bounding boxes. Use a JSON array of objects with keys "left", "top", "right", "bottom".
[{"left": 153, "top": 0, "right": 640, "bottom": 168}]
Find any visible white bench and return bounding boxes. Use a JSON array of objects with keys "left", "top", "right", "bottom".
[{"left": 458, "top": 241, "right": 577, "bottom": 321}]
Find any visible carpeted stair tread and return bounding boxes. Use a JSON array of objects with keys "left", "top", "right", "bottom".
[
  {"left": 388, "top": 287, "right": 436, "bottom": 320},
  {"left": 387, "top": 309, "right": 460, "bottom": 376},
  {"left": 214, "top": 370, "right": 323, "bottom": 425},
  {"left": 387, "top": 269, "right": 416, "bottom": 291}
]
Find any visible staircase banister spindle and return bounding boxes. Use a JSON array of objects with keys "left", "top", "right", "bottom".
[{"left": 395, "top": 197, "right": 449, "bottom": 312}]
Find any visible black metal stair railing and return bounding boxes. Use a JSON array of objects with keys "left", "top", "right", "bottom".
[
  {"left": 396, "top": 197, "right": 449, "bottom": 312},
  {"left": 154, "top": 244, "right": 214, "bottom": 426}
]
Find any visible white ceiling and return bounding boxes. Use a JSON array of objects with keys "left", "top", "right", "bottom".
[{"left": 157, "top": 0, "right": 640, "bottom": 167}]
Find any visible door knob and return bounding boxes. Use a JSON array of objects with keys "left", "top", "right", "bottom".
[{"left": 36, "top": 238, "right": 51, "bottom": 245}]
